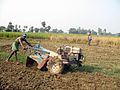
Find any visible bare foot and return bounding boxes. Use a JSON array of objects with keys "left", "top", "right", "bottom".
[
  {"left": 5, "top": 59, "right": 9, "bottom": 62},
  {"left": 16, "top": 61, "right": 20, "bottom": 65}
]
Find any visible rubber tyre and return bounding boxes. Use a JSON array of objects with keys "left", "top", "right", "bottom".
[{"left": 47, "top": 56, "right": 63, "bottom": 74}]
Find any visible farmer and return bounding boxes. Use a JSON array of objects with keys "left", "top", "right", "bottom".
[
  {"left": 88, "top": 31, "right": 92, "bottom": 46},
  {"left": 6, "top": 33, "right": 32, "bottom": 65}
]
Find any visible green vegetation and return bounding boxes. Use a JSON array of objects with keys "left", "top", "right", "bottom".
[
  {"left": 0, "top": 52, "right": 9, "bottom": 60},
  {"left": 0, "top": 32, "right": 50, "bottom": 39},
  {"left": 79, "top": 65, "right": 120, "bottom": 79},
  {"left": 0, "top": 51, "right": 26, "bottom": 63}
]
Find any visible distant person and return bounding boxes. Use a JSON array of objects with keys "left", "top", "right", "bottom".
[
  {"left": 6, "top": 34, "right": 32, "bottom": 65},
  {"left": 88, "top": 31, "right": 92, "bottom": 46}
]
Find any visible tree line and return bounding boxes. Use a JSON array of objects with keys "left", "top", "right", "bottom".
[
  {"left": 0, "top": 21, "right": 119, "bottom": 36},
  {"left": 68, "top": 27, "right": 114, "bottom": 36}
]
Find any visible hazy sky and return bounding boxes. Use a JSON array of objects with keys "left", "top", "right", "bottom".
[{"left": 0, "top": 0, "right": 120, "bottom": 33}]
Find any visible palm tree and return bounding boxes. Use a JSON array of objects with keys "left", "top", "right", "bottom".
[
  {"left": 41, "top": 21, "right": 46, "bottom": 27},
  {"left": 6, "top": 22, "right": 14, "bottom": 32}
]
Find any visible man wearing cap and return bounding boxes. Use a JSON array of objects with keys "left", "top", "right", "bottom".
[{"left": 6, "top": 33, "right": 32, "bottom": 65}]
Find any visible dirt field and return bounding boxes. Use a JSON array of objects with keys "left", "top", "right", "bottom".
[{"left": 0, "top": 38, "right": 120, "bottom": 90}]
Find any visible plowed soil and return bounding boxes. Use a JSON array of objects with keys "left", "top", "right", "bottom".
[
  {"left": 0, "top": 39, "right": 120, "bottom": 90},
  {"left": 0, "top": 61, "right": 119, "bottom": 90}
]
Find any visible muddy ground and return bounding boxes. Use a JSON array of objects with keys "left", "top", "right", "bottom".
[{"left": 0, "top": 39, "right": 120, "bottom": 90}]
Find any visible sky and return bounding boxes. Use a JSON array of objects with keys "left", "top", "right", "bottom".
[{"left": 0, "top": 0, "right": 120, "bottom": 33}]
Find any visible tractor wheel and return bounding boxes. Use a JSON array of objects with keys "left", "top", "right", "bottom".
[{"left": 47, "top": 56, "right": 63, "bottom": 74}]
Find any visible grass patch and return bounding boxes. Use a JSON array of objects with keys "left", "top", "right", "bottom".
[
  {"left": 77, "top": 65, "right": 120, "bottom": 79},
  {"left": 0, "top": 52, "right": 9, "bottom": 60},
  {"left": 0, "top": 51, "right": 27, "bottom": 63},
  {"left": 67, "top": 64, "right": 120, "bottom": 79},
  {"left": 79, "top": 65, "right": 102, "bottom": 73}
]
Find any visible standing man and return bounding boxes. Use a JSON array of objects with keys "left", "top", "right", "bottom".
[
  {"left": 88, "top": 31, "right": 92, "bottom": 46},
  {"left": 6, "top": 33, "right": 32, "bottom": 65}
]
